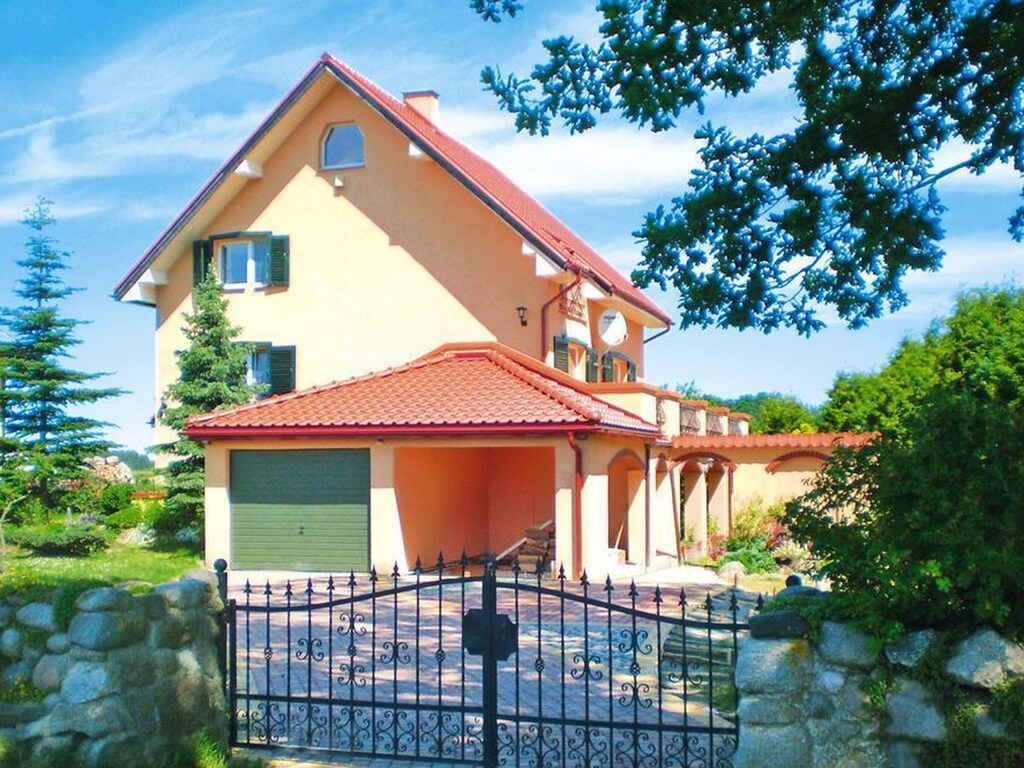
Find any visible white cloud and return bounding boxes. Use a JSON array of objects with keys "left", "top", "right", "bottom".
[
  {"left": 0, "top": 194, "right": 104, "bottom": 227},
  {"left": 933, "top": 139, "right": 1023, "bottom": 194}
]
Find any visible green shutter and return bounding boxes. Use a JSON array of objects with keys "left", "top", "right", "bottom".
[
  {"left": 553, "top": 336, "right": 570, "bottom": 372},
  {"left": 627, "top": 360, "right": 637, "bottom": 382},
  {"left": 192, "top": 240, "right": 213, "bottom": 285},
  {"left": 268, "top": 234, "right": 290, "bottom": 287},
  {"left": 586, "top": 348, "right": 599, "bottom": 383},
  {"left": 268, "top": 346, "right": 295, "bottom": 395},
  {"left": 602, "top": 354, "right": 615, "bottom": 382},
  {"left": 230, "top": 449, "right": 370, "bottom": 571}
]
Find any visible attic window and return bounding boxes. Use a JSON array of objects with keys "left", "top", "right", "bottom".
[{"left": 322, "top": 124, "right": 364, "bottom": 170}]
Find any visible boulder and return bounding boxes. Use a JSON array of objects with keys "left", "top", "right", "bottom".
[
  {"left": 68, "top": 610, "right": 146, "bottom": 651},
  {"left": 775, "top": 585, "right": 826, "bottom": 600},
  {"left": 61, "top": 662, "right": 114, "bottom": 704},
  {"left": 32, "top": 654, "right": 72, "bottom": 693},
  {"left": 732, "top": 723, "right": 811, "bottom": 768},
  {"left": 750, "top": 610, "right": 810, "bottom": 639},
  {"left": 818, "top": 622, "right": 877, "bottom": 669},
  {"left": 15, "top": 602, "right": 56, "bottom": 633},
  {"left": 75, "top": 588, "right": 133, "bottom": 613},
  {"left": 885, "top": 679, "right": 946, "bottom": 741},
  {"left": 1, "top": 628, "right": 22, "bottom": 659},
  {"left": 945, "top": 629, "right": 1024, "bottom": 690},
  {"left": 46, "top": 633, "right": 70, "bottom": 655},
  {"left": 884, "top": 630, "right": 935, "bottom": 669},
  {"left": 717, "top": 560, "right": 746, "bottom": 582},
  {"left": 154, "top": 580, "right": 209, "bottom": 609},
  {"left": 735, "top": 638, "right": 813, "bottom": 694},
  {"left": 44, "top": 698, "right": 130, "bottom": 739},
  {"left": 737, "top": 694, "right": 802, "bottom": 725}
]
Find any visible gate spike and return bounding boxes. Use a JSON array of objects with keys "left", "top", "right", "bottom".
[
  {"left": 653, "top": 585, "right": 663, "bottom": 605},
  {"left": 437, "top": 551, "right": 445, "bottom": 570},
  {"left": 629, "top": 580, "right": 639, "bottom": 600},
  {"left": 305, "top": 578, "right": 314, "bottom": 597},
  {"left": 348, "top": 570, "right": 356, "bottom": 588},
  {"left": 285, "top": 580, "right": 293, "bottom": 598},
  {"left": 679, "top": 586, "right": 688, "bottom": 610},
  {"left": 243, "top": 579, "right": 252, "bottom": 596},
  {"left": 327, "top": 575, "right": 335, "bottom": 593},
  {"left": 579, "top": 570, "right": 589, "bottom": 589},
  {"left": 263, "top": 581, "right": 272, "bottom": 597},
  {"left": 756, "top": 593, "right": 765, "bottom": 612},
  {"left": 369, "top": 566, "right": 378, "bottom": 583},
  {"left": 415, "top": 556, "right": 423, "bottom": 575},
  {"left": 391, "top": 562, "right": 401, "bottom": 582},
  {"left": 512, "top": 557, "right": 522, "bottom": 576},
  {"left": 459, "top": 550, "right": 469, "bottom": 568},
  {"left": 557, "top": 564, "right": 566, "bottom": 584},
  {"left": 604, "top": 575, "right": 614, "bottom": 595}
]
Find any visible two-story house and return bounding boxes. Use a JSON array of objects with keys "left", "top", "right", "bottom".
[{"left": 115, "top": 55, "right": 865, "bottom": 578}]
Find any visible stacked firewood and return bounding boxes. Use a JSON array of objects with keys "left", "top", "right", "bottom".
[{"left": 518, "top": 526, "right": 554, "bottom": 575}]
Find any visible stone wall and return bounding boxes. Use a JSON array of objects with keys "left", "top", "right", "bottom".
[
  {"left": 0, "top": 574, "right": 226, "bottom": 766},
  {"left": 734, "top": 614, "right": 1024, "bottom": 768}
]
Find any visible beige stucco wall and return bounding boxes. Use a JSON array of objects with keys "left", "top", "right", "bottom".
[
  {"left": 203, "top": 431, "right": 675, "bottom": 579},
  {"left": 152, "top": 80, "right": 651, "bottom": 448}
]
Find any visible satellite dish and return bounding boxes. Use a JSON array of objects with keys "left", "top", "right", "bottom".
[{"left": 599, "top": 309, "right": 627, "bottom": 346}]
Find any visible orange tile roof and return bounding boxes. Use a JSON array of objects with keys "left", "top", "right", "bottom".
[
  {"left": 186, "top": 345, "right": 660, "bottom": 439},
  {"left": 673, "top": 432, "right": 874, "bottom": 450},
  {"left": 115, "top": 55, "right": 671, "bottom": 327}
]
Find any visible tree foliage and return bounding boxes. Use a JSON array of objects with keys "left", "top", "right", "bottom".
[
  {"left": 0, "top": 199, "right": 121, "bottom": 516},
  {"left": 820, "top": 333, "right": 943, "bottom": 434},
  {"left": 159, "top": 277, "right": 257, "bottom": 534},
  {"left": 472, "top": 1, "right": 1024, "bottom": 334},
  {"left": 785, "top": 289, "right": 1024, "bottom": 638}
]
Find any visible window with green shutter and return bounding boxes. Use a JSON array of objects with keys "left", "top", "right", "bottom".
[
  {"left": 268, "top": 346, "right": 296, "bottom": 396},
  {"left": 192, "top": 240, "right": 213, "bottom": 285},
  {"left": 586, "top": 348, "right": 599, "bottom": 383},
  {"left": 553, "top": 336, "right": 570, "bottom": 372},
  {"left": 601, "top": 354, "right": 615, "bottom": 382},
  {"left": 267, "top": 235, "right": 289, "bottom": 287},
  {"left": 601, "top": 351, "right": 636, "bottom": 383}
]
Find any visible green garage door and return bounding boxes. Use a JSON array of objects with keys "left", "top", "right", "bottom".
[{"left": 230, "top": 449, "right": 370, "bottom": 571}]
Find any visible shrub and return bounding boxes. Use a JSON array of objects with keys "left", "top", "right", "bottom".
[
  {"left": 8, "top": 524, "right": 110, "bottom": 556},
  {"left": 785, "top": 289, "right": 1024, "bottom": 639},
  {"left": 98, "top": 483, "right": 134, "bottom": 516},
  {"left": 719, "top": 540, "right": 777, "bottom": 574},
  {"left": 105, "top": 506, "right": 144, "bottom": 531}
]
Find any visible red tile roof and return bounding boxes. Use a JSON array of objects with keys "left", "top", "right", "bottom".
[
  {"left": 115, "top": 55, "right": 671, "bottom": 327},
  {"left": 673, "top": 432, "right": 874, "bottom": 450},
  {"left": 186, "top": 344, "right": 660, "bottom": 439}
]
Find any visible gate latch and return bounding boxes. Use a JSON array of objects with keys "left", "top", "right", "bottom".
[{"left": 462, "top": 609, "right": 518, "bottom": 661}]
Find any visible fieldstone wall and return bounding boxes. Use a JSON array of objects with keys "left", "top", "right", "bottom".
[
  {"left": 734, "top": 615, "right": 1023, "bottom": 768},
  {"left": 0, "top": 573, "right": 226, "bottom": 766}
]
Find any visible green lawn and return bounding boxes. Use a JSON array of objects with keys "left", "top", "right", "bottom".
[{"left": 0, "top": 541, "right": 204, "bottom": 605}]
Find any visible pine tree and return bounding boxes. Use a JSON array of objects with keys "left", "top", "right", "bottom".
[
  {"left": 159, "top": 276, "right": 257, "bottom": 535},
  {"left": 1, "top": 198, "right": 121, "bottom": 518}
]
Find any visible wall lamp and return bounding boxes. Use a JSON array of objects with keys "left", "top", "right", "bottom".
[{"left": 516, "top": 305, "right": 528, "bottom": 327}]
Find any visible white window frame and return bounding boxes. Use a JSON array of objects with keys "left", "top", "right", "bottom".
[
  {"left": 219, "top": 238, "right": 268, "bottom": 290},
  {"left": 247, "top": 346, "right": 272, "bottom": 389},
  {"left": 321, "top": 123, "right": 365, "bottom": 170}
]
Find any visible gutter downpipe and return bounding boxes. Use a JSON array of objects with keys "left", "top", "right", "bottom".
[
  {"left": 541, "top": 270, "right": 584, "bottom": 362},
  {"left": 567, "top": 433, "right": 583, "bottom": 578},
  {"left": 642, "top": 326, "right": 671, "bottom": 345}
]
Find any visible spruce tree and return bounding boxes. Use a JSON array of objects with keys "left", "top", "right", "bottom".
[
  {"left": 159, "top": 276, "right": 257, "bottom": 535},
  {"left": 1, "top": 198, "right": 121, "bottom": 517}
]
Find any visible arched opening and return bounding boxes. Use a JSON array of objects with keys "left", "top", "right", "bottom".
[{"left": 607, "top": 450, "right": 645, "bottom": 566}]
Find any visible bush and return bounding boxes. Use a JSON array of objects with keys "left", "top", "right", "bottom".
[
  {"left": 786, "top": 289, "right": 1024, "bottom": 640},
  {"left": 719, "top": 539, "right": 777, "bottom": 574},
  {"left": 8, "top": 524, "right": 110, "bottom": 556},
  {"left": 98, "top": 483, "right": 134, "bottom": 516},
  {"left": 105, "top": 506, "right": 144, "bottom": 531},
  {"left": 730, "top": 497, "right": 784, "bottom": 544}
]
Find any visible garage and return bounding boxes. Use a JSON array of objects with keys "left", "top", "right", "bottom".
[{"left": 229, "top": 449, "right": 370, "bottom": 571}]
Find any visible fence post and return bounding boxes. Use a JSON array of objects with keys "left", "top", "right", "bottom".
[
  {"left": 481, "top": 555, "right": 499, "bottom": 768},
  {"left": 213, "top": 559, "right": 229, "bottom": 699}
]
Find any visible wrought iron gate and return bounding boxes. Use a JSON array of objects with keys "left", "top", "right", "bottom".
[{"left": 215, "top": 556, "right": 751, "bottom": 767}]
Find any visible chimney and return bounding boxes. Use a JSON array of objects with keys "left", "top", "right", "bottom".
[{"left": 403, "top": 90, "right": 439, "bottom": 123}]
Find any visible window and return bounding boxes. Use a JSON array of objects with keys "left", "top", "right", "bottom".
[
  {"left": 244, "top": 344, "right": 295, "bottom": 398},
  {"left": 322, "top": 124, "right": 365, "bottom": 170},
  {"left": 553, "top": 335, "right": 600, "bottom": 383},
  {"left": 220, "top": 238, "right": 270, "bottom": 288},
  {"left": 193, "top": 233, "right": 289, "bottom": 289},
  {"left": 601, "top": 352, "right": 637, "bottom": 383}
]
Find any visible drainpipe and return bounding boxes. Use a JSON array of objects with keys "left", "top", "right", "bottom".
[
  {"left": 567, "top": 433, "right": 583, "bottom": 578},
  {"left": 541, "top": 270, "right": 583, "bottom": 361},
  {"left": 727, "top": 465, "right": 735, "bottom": 535},
  {"left": 644, "top": 444, "right": 651, "bottom": 571},
  {"left": 642, "top": 326, "right": 671, "bottom": 345}
]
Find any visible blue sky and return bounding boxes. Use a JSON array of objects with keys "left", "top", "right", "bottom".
[{"left": 0, "top": 0, "right": 1021, "bottom": 452}]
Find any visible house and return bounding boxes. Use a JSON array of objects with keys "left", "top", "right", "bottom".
[{"left": 115, "top": 55, "right": 861, "bottom": 578}]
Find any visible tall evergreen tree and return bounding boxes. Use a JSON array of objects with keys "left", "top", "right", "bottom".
[
  {"left": 1, "top": 198, "right": 121, "bottom": 516},
  {"left": 159, "top": 276, "right": 257, "bottom": 534}
]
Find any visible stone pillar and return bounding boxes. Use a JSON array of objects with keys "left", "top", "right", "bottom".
[{"left": 682, "top": 466, "right": 707, "bottom": 553}]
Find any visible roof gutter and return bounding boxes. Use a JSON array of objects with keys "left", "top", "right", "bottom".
[{"left": 184, "top": 422, "right": 661, "bottom": 441}]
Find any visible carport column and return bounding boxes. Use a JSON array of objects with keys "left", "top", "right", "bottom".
[
  {"left": 554, "top": 440, "right": 576, "bottom": 577},
  {"left": 707, "top": 465, "right": 731, "bottom": 540},
  {"left": 626, "top": 469, "right": 647, "bottom": 568},
  {"left": 580, "top": 444, "right": 611, "bottom": 581},
  {"left": 203, "top": 442, "right": 230, "bottom": 567},
  {"left": 683, "top": 465, "right": 708, "bottom": 554},
  {"left": 370, "top": 441, "right": 407, "bottom": 574}
]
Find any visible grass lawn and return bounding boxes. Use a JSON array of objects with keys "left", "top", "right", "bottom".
[{"left": 0, "top": 541, "right": 204, "bottom": 605}]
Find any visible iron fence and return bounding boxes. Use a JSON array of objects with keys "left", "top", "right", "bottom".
[{"left": 214, "top": 555, "right": 754, "bottom": 767}]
